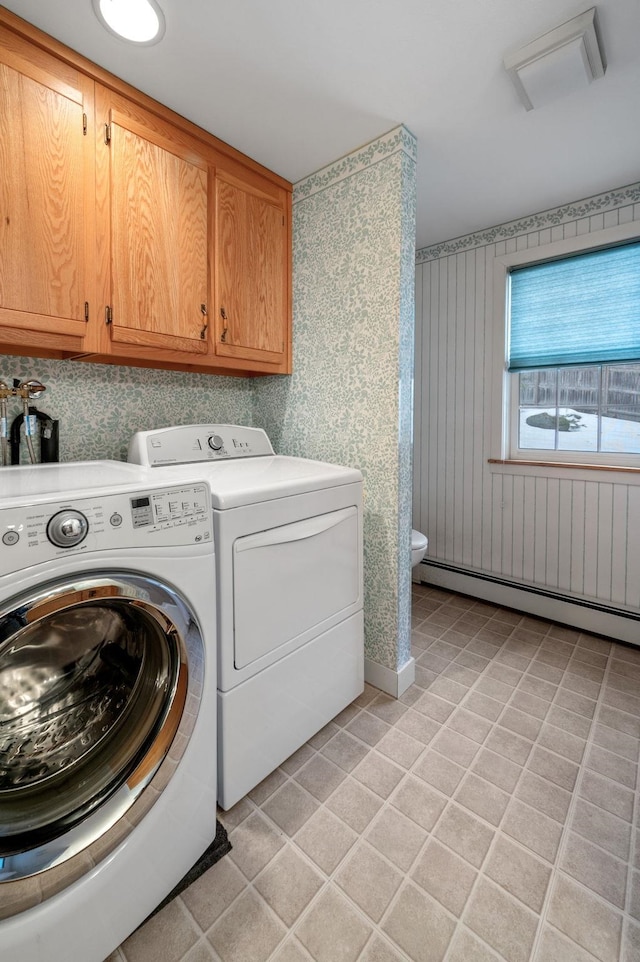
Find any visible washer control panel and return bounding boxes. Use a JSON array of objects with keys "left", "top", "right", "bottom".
[
  {"left": 0, "top": 483, "right": 211, "bottom": 577},
  {"left": 128, "top": 424, "right": 275, "bottom": 467},
  {"left": 47, "top": 509, "right": 89, "bottom": 548}
]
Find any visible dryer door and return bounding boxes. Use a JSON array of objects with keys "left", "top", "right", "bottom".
[
  {"left": 233, "top": 505, "right": 360, "bottom": 669},
  {"left": 0, "top": 572, "right": 202, "bottom": 894}
]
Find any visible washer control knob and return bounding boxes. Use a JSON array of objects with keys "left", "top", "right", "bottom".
[
  {"left": 47, "top": 510, "right": 89, "bottom": 548},
  {"left": 207, "top": 434, "right": 224, "bottom": 451}
]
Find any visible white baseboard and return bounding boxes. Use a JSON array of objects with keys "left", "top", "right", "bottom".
[
  {"left": 365, "top": 656, "right": 415, "bottom": 698},
  {"left": 417, "top": 561, "right": 639, "bottom": 647}
]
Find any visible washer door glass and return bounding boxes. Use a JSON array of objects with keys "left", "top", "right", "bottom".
[{"left": 0, "top": 576, "right": 190, "bottom": 867}]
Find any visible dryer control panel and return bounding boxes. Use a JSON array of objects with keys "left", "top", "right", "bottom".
[
  {"left": 128, "top": 424, "right": 275, "bottom": 467},
  {"left": 0, "top": 483, "right": 212, "bottom": 576}
]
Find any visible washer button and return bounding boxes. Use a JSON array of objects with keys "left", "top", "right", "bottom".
[
  {"left": 2, "top": 530, "right": 19, "bottom": 546},
  {"left": 110, "top": 513, "right": 123, "bottom": 527}
]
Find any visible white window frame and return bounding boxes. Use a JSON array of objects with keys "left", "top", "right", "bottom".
[{"left": 492, "top": 220, "right": 640, "bottom": 470}]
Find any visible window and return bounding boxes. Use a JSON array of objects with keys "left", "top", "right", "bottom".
[
  {"left": 515, "top": 363, "right": 640, "bottom": 458},
  {"left": 493, "top": 223, "right": 640, "bottom": 468}
]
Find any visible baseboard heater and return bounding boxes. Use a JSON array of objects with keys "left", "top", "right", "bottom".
[{"left": 417, "top": 560, "right": 640, "bottom": 648}]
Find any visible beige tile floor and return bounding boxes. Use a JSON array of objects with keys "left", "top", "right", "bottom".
[{"left": 107, "top": 584, "right": 640, "bottom": 962}]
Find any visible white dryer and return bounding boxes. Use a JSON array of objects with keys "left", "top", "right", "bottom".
[
  {"left": 128, "top": 424, "right": 364, "bottom": 809},
  {"left": 0, "top": 461, "right": 217, "bottom": 962}
]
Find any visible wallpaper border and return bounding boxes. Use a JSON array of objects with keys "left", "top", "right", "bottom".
[
  {"left": 294, "top": 125, "right": 417, "bottom": 204},
  {"left": 415, "top": 180, "right": 640, "bottom": 263}
]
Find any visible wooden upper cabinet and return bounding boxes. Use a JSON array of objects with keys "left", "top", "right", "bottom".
[
  {"left": 214, "top": 167, "right": 291, "bottom": 372},
  {"left": 97, "top": 89, "right": 210, "bottom": 358},
  {"left": 0, "top": 9, "right": 292, "bottom": 374},
  {"left": 0, "top": 28, "right": 94, "bottom": 354}
]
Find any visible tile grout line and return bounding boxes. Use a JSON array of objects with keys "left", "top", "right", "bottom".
[
  {"left": 299, "top": 600, "right": 528, "bottom": 960},
  {"left": 221, "top": 796, "right": 321, "bottom": 962},
  {"left": 612, "top": 646, "right": 640, "bottom": 957},
  {"left": 419, "top": 600, "right": 628, "bottom": 962},
  {"left": 288, "top": 599, "right": 629, "bottom": 961},
  {"left": 588, "top": 640, "right": 640, "bottom": 950},
  {"left": 524, "top": 630, "right": 616, "bottom": 962},
  {"left": 400, "top": 609, "right": 635, "bottom": 962},
  {"left": 235, "top": 735, "right": 411, "bottom": 962},
  {"left": 386, "top": 600, "right": 634, "bottom": 961},
  {"left": 440, "top": 614, "right": 564, "bottom": 962},
  {"left": 378, "top": 604, "right": 549, "bottom": 961},
  {"left": 536, "top": 631, "right": 640, "bottom": 962},
  {"left": 340, "top": 657, "right": 497, "bottom": 957}
]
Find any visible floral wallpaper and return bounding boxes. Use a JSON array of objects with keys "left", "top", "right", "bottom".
[
  {"left": 0, "top": 356, "right": 254, "bottom": 462},
  {"left": 255, "top": 126, "right": 417, "bottom": 675}
]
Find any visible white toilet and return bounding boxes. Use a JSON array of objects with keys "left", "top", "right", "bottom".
[{"left": 411, "top": 529, "right": 428, "bottom": 567}]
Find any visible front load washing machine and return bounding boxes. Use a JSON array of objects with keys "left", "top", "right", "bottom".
[
  {"left": 0, "top": 460, "right": 217, "bottom": 962},
  {"left": 128, "top": 424, "right": 364, "bottom": 809}
]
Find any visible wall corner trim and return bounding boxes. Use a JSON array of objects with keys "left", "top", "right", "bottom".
[{"left": 364, "top": 656, "right": 415, "bottom": 699}]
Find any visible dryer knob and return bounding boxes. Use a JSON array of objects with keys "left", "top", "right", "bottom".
[
  {"left": 208, "top": 435, "right": 224, "bottom": 451},
  {"left": 47, "top": 509, "right": 89, "bottom": 548}
]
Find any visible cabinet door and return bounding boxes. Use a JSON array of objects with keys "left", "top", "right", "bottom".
[
  {"left": 0, "top": 32, "right": 94, "bottom": 348},
  {"left": 214, "top": 169, "right": 290, "bottom": 371},
  {"left": 103, "top": 96, "right": 210, "bottom": 357}
]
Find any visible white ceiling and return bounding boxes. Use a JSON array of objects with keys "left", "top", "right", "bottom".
[{"left": 2, "top": 0, "right": 639, "bottom": 249}]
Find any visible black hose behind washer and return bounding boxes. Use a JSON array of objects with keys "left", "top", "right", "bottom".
[{"left": 9, "top": 408, "right": 59, "bottom": 464}]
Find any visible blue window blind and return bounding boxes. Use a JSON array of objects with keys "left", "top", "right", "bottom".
[{"left": 508, "top": 241, "right": 640, "bottom": 372}]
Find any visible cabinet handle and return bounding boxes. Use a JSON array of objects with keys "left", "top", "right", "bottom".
[
  {"left": 220, "top": 327, "right": 228, "bottom": 343},
  {"left": 200, "top": 303, "right": 208, "bottom": 340},
  {"left": 220, "top": 307, "right": 228, "bottom": 343}
]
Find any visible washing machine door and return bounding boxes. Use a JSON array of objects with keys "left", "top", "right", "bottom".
[{"left": 0, "top": 572, "right": 202, "bottom": 891}]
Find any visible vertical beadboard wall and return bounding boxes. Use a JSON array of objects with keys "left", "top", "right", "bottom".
[{"left": 414, "top": 183, "right": 640, "bottom": 615}]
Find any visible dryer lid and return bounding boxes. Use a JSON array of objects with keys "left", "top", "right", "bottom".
[
  {"left": 128, "top": 425, "right": 363, "bottom": 509},
  {"left": 206, "top": 455, "right": 363, "bottom": 508}
]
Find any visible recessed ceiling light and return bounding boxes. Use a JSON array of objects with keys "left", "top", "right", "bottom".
[{"left": 92, "top": 0, "right": 166, "bottom": 45}]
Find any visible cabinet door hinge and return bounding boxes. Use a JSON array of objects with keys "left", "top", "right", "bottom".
[
  {"left": 105, "top": 305, "right": 113, "bottom": 325},
  {"left": 82, "top": 113, "right": 88, "bottom": 136},
  {"left": 84, "top": 301, "right": 89, "bottom": 322},
  {"left": 104, "top": 123, "right": 111, "bottom": 145}
]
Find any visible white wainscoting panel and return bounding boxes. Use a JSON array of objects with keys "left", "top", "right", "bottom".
[{"left": 414, "top": 186, "right": 640, "bottom": 624}]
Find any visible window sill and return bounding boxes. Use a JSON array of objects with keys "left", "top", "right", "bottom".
[{"left": 488, "top": 458, "right": 640, "bottom": 483}]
